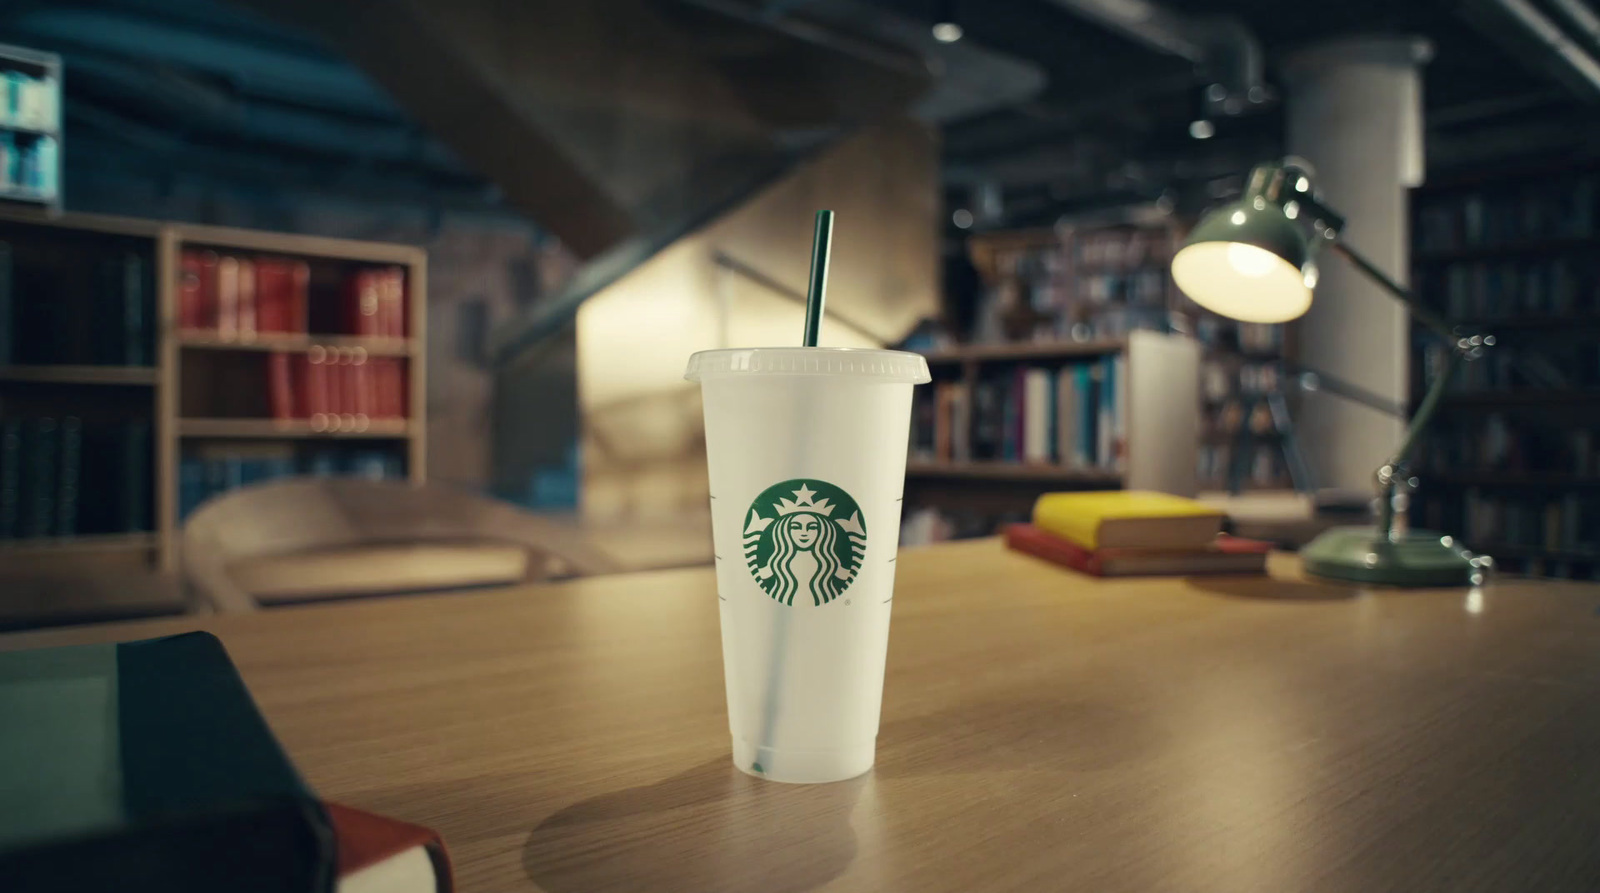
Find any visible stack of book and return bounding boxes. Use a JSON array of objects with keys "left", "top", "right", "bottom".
[
  {"left": 0, "top": 416, "right": 150, "bottom": 539},
  {"left": 913, "top": 356, "right": 1125, "bottom": 468},
  {"left": 1005, "top": 490, "right": 1269, "bottom": 576},
  {"left": 269, "top": 348, "right": 408, "bottom": 430}
]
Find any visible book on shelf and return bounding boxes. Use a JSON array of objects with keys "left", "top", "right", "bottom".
[
  {"left": 912, "top": 356, "right": 1125, "bottom": 469},
  {"left": 1006, "top": 523, "right": 1270, "bottom": 577},
  {"left": 181, "top": 250, "right": 322, "bottom": 339},
  {"left": 1415, "top": 172, "right": 1598, "bottom": 252},
  {"left": 0, "top": 418, "right": 18, "bottom": 537},
  {"left": 55, "top": 415, "right": 79, "bottom": 536},
  {"left": 256, "top": 348, "right": 408, "bottom": 430},
  {"left": 179, "top": 444, "right": 405, "bottom": 520}
]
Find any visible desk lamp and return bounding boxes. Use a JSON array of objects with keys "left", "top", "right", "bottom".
[{"left": 1172, "top": 160, "right": 1483, "bottom": 586}]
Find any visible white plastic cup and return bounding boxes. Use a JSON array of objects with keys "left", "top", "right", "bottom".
[{"left": 685, "top": 347, "right": 931, "bottom": 783}]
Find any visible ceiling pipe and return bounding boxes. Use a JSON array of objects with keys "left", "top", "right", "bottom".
[
  {"left": 1460, "top": 0, "right": 1600, "bottom": 101},
  {"left": 1043, "top": 0, "right": 1272, "bottom": 114},
  {"left": 1546, "top": 0, "right": 1600, "bottom": 57}
]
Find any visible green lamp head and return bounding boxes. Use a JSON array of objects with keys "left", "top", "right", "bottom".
[{"left": 1172, "top": 163, "right": 1325, "bottom": 324}]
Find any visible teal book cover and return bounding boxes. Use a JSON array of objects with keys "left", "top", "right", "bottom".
[{"left": 0, "top": 631, "right": 335, "bottom": 892}]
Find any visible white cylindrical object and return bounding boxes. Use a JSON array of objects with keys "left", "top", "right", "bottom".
[
  {"left": 685, "top": 347, "right": 930, "bottom": 783},
  {"left": 1282, "top": 37, "right": 1430, "bottom": 492}
]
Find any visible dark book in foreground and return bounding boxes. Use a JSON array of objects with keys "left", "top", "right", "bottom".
[
  {"left": 0, "top": 632, "right": 337, "bottom": 892},
  {"left": 1005, "top": 523, "right": 1271, "bottom": 577}
]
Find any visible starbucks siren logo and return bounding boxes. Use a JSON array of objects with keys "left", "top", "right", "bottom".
[{"left": 743, "top": 478, "right": 865, "bottom": 606}]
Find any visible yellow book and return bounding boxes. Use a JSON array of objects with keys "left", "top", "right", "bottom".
[{"left": 1032, "top": 490, "right": 1224, "bottom": 550}]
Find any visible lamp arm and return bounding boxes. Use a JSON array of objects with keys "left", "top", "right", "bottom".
[
  {"left": 1327, "top": 241, "right": 1458, "bottom": 343},
  {"left": 1323, "top": 239, "right": 1473, "bottom": 539}
]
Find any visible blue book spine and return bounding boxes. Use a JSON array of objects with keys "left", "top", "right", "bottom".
[
  {"left": 1077, "top": 364, "right": 1094, "bottom": 467},
  {"left": 179, "top": 458, "right": 206, "bottom": 521}
]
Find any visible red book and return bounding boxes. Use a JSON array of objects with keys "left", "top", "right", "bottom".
[
  {"left": 267, "top": 352, "right": 294, "bottom": 420},
  {"left": 217, "top": 255, "right": 240, "bottom": 341},
  {"left": 237, "top": 258, "right": 257, "bottom": 341},
  {"left": 326, "top": 802, "right": 453, "bottom": 893},
  {"left": 178, "top": 251, "right": 203, "bottom": 330},
  {"left": 255, "top": 260, "right": 311, "bottom": 334},
  {"left": 348, "top": 270, "right": 381, "bottom": 336},
  {"left": 352, "top": 348, "right": 373, "bottom": 424},
  {"left": 255, "top": 260, "right": 290, "bottom": 333},
  {"left": 178, "top": 250, "right": 219, "bottom": 331},
  {"left": 302, "top": 346, "right": 330, "bottom": 429},
  {"left": 338, "top": 348, "right": 357, "bottom": 429},
  {"left": 1004, "top": 523, "right": 1271, "bottom": 577}
]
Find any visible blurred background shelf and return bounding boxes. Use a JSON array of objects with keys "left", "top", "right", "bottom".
[
  {"left": 177, "top": 332, "right": 417, "bottom": 357},
  {"left": 922, "top": 339, "right": 1126, "bottom": 365},
  {"left": 0, "top": 364, "right": 158, "bottom": 385},
  {"left": 178, "top": 418, "right": 415, "bottom": 439},
  {"left": 0, "top": 531, "right": 158, "bottom": 553},
  {"left": 905, "top": 461, "right": 1123, "bottom": 484}
]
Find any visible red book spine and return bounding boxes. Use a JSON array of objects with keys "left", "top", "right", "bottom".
[
  {"left": 217, "top": 256, "right": 240, "bottom": 341},
  {"left": 198, "top": 251, "right": 219, "bottom": 331},
  {"left": 352, "top": 348, "right": 372, "bottom": 426},
  {"left": 395, "top": 358, "right": 409, "bottom": 419},
  {"left": 267, "top": 352, "right": 294, "bottom": 421},
  {"left": 338, "top": 348, "right": 357, "bottom": 429},
  {"left": 1003, "top": 523, "right": 1104, "bottom": 576},
  {"left": 178, "top": 251, "right": 203, "bottom": 330},
  {"left": 254, "top": 261, "right": 284, "bottom": 334},
  {"left": 304, "top": 346, "right": 330, "bottom": 430},
  {"left": 237, "top": 258, "right": 257, "bottom": 342}
]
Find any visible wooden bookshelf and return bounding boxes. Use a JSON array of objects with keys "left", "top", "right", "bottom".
[
  {"left": 1430, "top": 472, "right": 1600, "bottom": 487},
  {"left": 0, "top": 208, "right": 428, "bottom": 575},
  {"left": 178, "top": 332, "right": 417, "bottom": 357},
  {"left": 906, "top": 461, "right": 1123, "bottom": 484},
  {"left": 1470, "top": 542, "right": 1598, "bottom": 562},
  {"left": 178, "top": 418, "right": 415, "bottom": 439},
  {"left": 0, "top": 365, "right": 159, "bottom": 385},
  {"left": 0, "top": 531, "right": 158, "bottom": 553},
  {"left": 1410, "top": 160, "right": 1600, "bottom": 579},
  {"left": 908, "top": 330, "right": 1197, "bottom": 523}
]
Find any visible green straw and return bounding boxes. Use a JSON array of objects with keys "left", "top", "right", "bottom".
[
  {"left": 802, "top": 210, "right": 833, "bottom": 347},
  {"left": 752, "top": 210, "right": 834, "bottom": 777}
]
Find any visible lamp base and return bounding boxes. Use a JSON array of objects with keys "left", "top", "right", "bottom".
[{"left": 1301, "top": 526, "right": 1478, "bottom": 587}]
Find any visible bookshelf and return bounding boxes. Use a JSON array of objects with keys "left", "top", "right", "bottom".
[
  {"left": 908, "top": 330, "right": 1198, "bottom": 531},
  {"left": 0, "top": 207, "right": 427, "bottom": 575},
  {"left": 1410, "top": 159, "right": 1600, "bottom": 580}
]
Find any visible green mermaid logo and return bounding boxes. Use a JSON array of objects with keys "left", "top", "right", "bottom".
[{"left": 743, "top": 479, "right": 866, "bottom": 606}]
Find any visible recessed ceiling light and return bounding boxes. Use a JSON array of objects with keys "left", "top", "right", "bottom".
[{"left": 932, "top": 21, "right": 963, "bottom": 42}]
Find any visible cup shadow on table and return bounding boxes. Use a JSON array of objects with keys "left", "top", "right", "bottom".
[
  {"left": 1184, "top": 574, "right": 1359, "bottom": 602},
  {"left": 523, "top": 758, "right": 866, "bottom": 893}
]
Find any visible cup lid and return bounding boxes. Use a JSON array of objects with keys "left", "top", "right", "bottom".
[{"left": 684, "top": 347, "right": 931, "bottom": 383}]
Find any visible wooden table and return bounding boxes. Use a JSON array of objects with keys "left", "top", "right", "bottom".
[{"left": 6, "top": 539, "right": 1600, "bottom": 892}]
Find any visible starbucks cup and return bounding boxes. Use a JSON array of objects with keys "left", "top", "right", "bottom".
[{"left": 685, "top": 347, "right": 931, "bottom": 783}]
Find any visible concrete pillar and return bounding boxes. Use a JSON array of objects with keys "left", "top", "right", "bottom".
[{"left": 1282, "top": 37, "right": 1432, "bottom": 493}]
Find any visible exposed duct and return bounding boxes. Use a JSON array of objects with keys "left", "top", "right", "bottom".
[
  {"left": 1459, "top": 0, "right": 1600, "bottom": 101},
  {"left": 1044, "top": 0, "right": 1272, "bottom": 114}
]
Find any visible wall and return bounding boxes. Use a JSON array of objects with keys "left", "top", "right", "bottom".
[{"left": 576, "top": 117, "right": 940, "bottom": 524}]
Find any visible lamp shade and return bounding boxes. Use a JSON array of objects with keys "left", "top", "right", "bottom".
[{"left": 1172, "top": 199, "right": 1315, "bottom": 323}]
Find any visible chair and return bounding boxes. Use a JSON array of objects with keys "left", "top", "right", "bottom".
[{"left": 181, "top": 477, "right": 621, "bottom": 613}]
